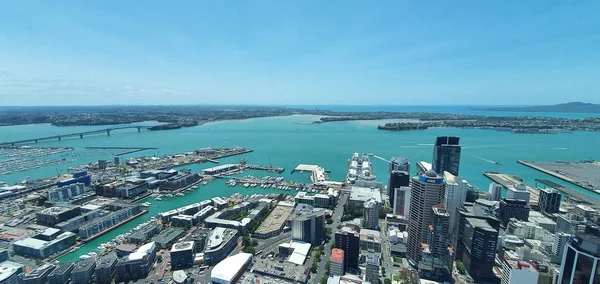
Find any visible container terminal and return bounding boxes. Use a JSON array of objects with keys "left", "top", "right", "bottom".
[{"left": 518, "top": 160, "right": 600, "bottom": 192}]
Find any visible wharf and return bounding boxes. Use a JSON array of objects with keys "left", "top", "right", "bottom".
[
  {"left": 157, "top": 149, "right": 253, "bottom": 170},
  {"left": 535, "top": 179, "right": 600, "bottom": 207},
  {"left": 244, "top": 164, "right": 285, "bottom": 173},
  {"left": 483, "top": 172, "right": 539, "bottom": 205},
  {"left": 518, "top": 160, "right": 599, "bottom": 192}
]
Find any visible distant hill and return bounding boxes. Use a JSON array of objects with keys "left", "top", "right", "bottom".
[{"left": 477, "top": 102, "right": 600, "bottom": 114}]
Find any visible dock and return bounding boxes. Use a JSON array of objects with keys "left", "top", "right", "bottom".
[
  {"left": 85, "top": 146, "right": 159, "bottom": 156},
  {"left": 244, "top": 164, "right": 285, "bottom": 173},
  {"left": 483, "top": 172, "right": 539, "bottom": 205},
  {"left": 535, "top": 179, "right": 600, "bottom": 207},
  {"left": 518, "top": 160, "right": 599, "bottom": 192}
]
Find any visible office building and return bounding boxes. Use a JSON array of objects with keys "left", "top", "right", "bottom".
[
  {"left": 115, "top": 242, "right": 157, "bottom": 281},
  {"left": 507, "top": 184, "right": 531, "bottom": 203},
  {"left": 36, "top": 206, "right": 81, "bottom": 227},
  {"left": 335, "top": 226, "right": 360, "bottom": 271},
  {"left": 552, "top": 232, "right": 571, "bottom": 264},
  {"left": 203, "top": 227, "right": 239, "bottom": 265},
  {"left": 360, "top": 229, "right": 382, "bottom": 253},
  {"left": 432, "top": 136, "right": 461, "bottom": 176},
  {"left": 453, "top": 201, "right": 500, "bottom": 260},
  {"left": 12, "top": 228, "right": 76, "bottom": 259},
  {"left": 429, "top": 205, "right": 450, "bottom": 257},
  {"left": 489, "top": 182, "right": 503, "bottom": 202},
  {"left": 407, "top": 170, "right": 446, "bottom": 263},
  {"left": 365, "top": 253, "right": 380, "bottom": 284},
  {"left": 330, "top": 248, "right": 345, "bottom": 276},
  {"left": 389, "top": 156, "right": 410, "bottom": 173},
  {"left": 418, "top": 205, "right": 451, "bottom": 282},
  {"left": 501, "top": 259, "right": 539, "bottom": 284},
  {"left": 506, "top": 219, "right": 545, "bottom": 240},
  {"left": 71, "top": 258, "right": 96, "bottom": 284},
  {"left": 461, "top": 217, "right": 499, "bottom": 282},
  {"left": 556, "top": 212, "right": 586, "bottom": 235},
  {"left": 20, "top": 264, "right": 55, "bottom": 284},
  {"left": 291, "top": 211, "right": 325, "bottom": 244},
  {"left": 538, "top": 188, "right": 561, "bottom": 214},
  {"left": 573, "top": 204, "right": 596, "bottom": 219},
  {"left": 558, "top": 233, "right": 600, "bottom": 283},
  {"left": 393, "top": 186, "right": 411, "bottom": 217},
  {"left": 363, "top": 198, "right": 380, "bottom": 230},
  {"left": 95, "top": 252, "right": 118, "bottom": 284},
  {"left": 47, "top": 262, "right": 74, "bottom": 284},
  {"left": 499, "top": 198, "right": 530, "bottom": 226},
  {"left": 0, "top": 261, "right": 23, "bottom": 284},
  {"left": 170, "top": 241, "right": 195, "bottom": 269},
  {"left": 444, "top": 172, "right": 469, "bottom": 235},
  {"left": 388, "top": 169, "right": 410, "bottom": 210},
  {"left": 349, "top": 186, "right": 382, "bottom": 207}
]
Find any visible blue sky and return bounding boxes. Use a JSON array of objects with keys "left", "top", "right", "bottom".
[{"left": 0, "top": 1, "right": 599, "bottom": 106}]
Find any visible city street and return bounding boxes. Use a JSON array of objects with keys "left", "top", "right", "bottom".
[
  {"left": 312, "top": 190, "right": 349, "bottom": 284},
  {"left": 380, "top": 218, "right": 395, "bottom": 280}
]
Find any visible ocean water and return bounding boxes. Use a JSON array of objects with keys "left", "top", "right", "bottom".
[{"left": 0, "top": 110, "right": 598, "bottom": 261}]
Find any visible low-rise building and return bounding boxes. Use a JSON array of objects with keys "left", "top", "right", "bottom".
[
  {"left": 210, "top": 253, "right": 252, "bottom": 284},
  {"left": 360, "top": 229, "right": 382, "bottom": 253},
  {"left": 95, "top": 252, "right": 118, "bottom": 284},
  {"left": 204, "top": 227, "right": 239, "bottom": 265},
  {"left": 501, "top": 259, "right": 539, "bottom": 284},
  {"left": 12, "top": 228, "right": 76, "bottom": 259},
  {"left": 36, "top": 206, "right": 81, "bottom": 227},
  {"left": 0, "top": 261, "right": 24, "bottom": 284},
  {"left": 79, "top": 203, "right": 142, "bottom": 239},
  {"left": 152, "top": 227, "right": 185, "bottom": 249},
  {"left": 253, "top": 202, "right": 294, "bottom": 239},
  {"left": 47, "top": 262, "right": 74, "bottom": 284},
  {"left": 127, "top": 223, "right": 161, "bottom": 244},
  {"left": 20, "top": 264, "right": 55, "bottom": 284},
  {"left": 71, "top": 258, "right": 96, "bottom": 284},
  {"left": 170, "top": 241, "right": 195, "bottom": 269},
  {"left": 115, "top": 242, "right": 157, "bottom": 282},
  {"left": 349, "top": 186, "right": 382, "bottom": 207}
]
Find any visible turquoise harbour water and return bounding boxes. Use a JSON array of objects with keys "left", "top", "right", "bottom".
[{"left": 0, "top": 110, "right": 599, "bottom": 262}]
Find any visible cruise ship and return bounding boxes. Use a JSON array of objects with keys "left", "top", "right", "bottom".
[{"left": 346, "top": 152, "right": 377, "bottom": 184}]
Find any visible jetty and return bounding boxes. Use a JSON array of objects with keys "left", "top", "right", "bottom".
[{"left": 0, "top": 126, "right": 152, "bottom": 146}]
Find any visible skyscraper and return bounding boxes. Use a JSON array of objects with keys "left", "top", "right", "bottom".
[
  {"left": 388, "top": 170, "right": 410, "bottom": 210},
  {"left": 389, "top": 157, "right": 410, "bottom": 173},
  {"left": 461, "top": 217, "right": 499, "bottom": 282},
  {"left": 432, "top": 136, "right": 461, "bottom": 176},
  {"left": 538, "top": 187, "right": 561, "bottom": 214},
  {"left": 335, "top": 227, "right": 360, "bottom": 271},
  {"left": 366, "top": 253, "right": 381, "bottom": 284},
  {"left": 407, "top": 170, "right": 446, "bottom": 263},
  {"left": 444, "top": 173, "right": 469, "bottom": 236},
  {"left": 558, "top": 233, "right": 600, "bottom": 284},
  {"left": 419, "top": 205, "right": 452, "bottom": 281},
  {"left": 393, "top": 186, "right": 411, "bottom": 217},
  {"left": 552, "top": 232, "right": 571, "bottom": 264},
  {"left": 489, "top": 182, "right": 503, "bottom": 202},
  {"left": 363, "top": 198, "right": 380, "bottom": 230}
]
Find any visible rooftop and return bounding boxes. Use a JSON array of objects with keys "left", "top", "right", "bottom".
[
  {"left": 366, "top": 253, "right": 380, "bottom": 266},
  {"left": 171, "top": 241, "right": 195, "bottom": 253},
  {"left": 359, "top": 229, "right": 381, "bottom": 242},
  {"left": 254, "top": 203, "right": 294, "bottom": 235},
  {"left": 280, "top": 240, "right": 312, "bottom": 265},
  {"left": 504, "top": 258, "right": 538, "bottom": 272},
  {"left": 0, "top": 261, "right": 23, "bottom": 282},
  {"left": 465, "top": 217, "right": 496, "bottom": 232},
  {"left": 211, "top": 253, "right": 252, "bottom": 282},
  {"left": 349, "top": 186, "right": 382, "bottom": 203},
  {"left": 13, "top": 231, "right": 75, "bottom": 250},
  {"left": 331, "top": 248, "right": 344, "bottom": 262},
  {"left": 207, "top": 227, "right": 237, "bottom": 251}
]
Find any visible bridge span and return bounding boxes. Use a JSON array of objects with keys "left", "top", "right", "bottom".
[{"left": 0, "top": 126, "right": 152, "bottom": 146}]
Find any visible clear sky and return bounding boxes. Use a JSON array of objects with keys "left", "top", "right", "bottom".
[{"left": 0, "top": 1, "right": 599, "bottom": 106}]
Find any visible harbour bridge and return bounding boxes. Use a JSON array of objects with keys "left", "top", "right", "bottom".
[{"left": 0, "top": 125, "right": 153, "bottom": 146}]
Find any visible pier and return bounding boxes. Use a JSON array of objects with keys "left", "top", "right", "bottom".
[
  {"left": 0, "top": 126, "right": 152, "bottom": 146},
  {"left": 244, "top": 164, "right": 285, "bottom": 173},
  {"left": 483, "top": 172, "right": 539, "bottom": 205},
  {"left": 518, "top": 160, "right": 599, "bottom": 192}
]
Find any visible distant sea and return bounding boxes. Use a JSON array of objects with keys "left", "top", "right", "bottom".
[{"left": 0, "top": 106, "right": 598, "bottom": 262}]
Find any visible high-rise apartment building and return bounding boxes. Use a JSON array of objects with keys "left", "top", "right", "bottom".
[
  {"left": 363, "top": 198, "right": 380, "bottom": 230},
  {"left": 292, "top": 211, "right": 325, "bottom": 244},
  {"left": 461, "top": 217, "right": 499, "bottom": 282},
  {"left": 407, "top": 170, "right": 446, "bottom": 263},
  {"left": 365, "top": 253, "right": 380, "bottom": 284},
  {"left": 552, "top": 232, "right": 571, "bottom": 264},
  {"left": 330, "top": 248, "right": 345, "bottom": 276},
  {"left": 538, "top": 187, "right": 561, "bottom": 214},
  {"left": 432, "top": 136, "right": 461, "bottom": 176},
  {"left": 335, "top": 227, "right": 360, "bottom": 272},
  {"left": 444, "top": 172, "right": 469, "bottom": 235}
]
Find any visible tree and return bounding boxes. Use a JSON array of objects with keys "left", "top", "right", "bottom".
[
  {"left": 337, "top": 224, "right": 342, "bottom": 229},
  {"left": 243, "top": 246, "right": 256, "bottom": 254},
  {"left": 384, "top": 278, "right": 392, "bottom": 284},
  {"left": 325, "top": 260, "right": 331, "bottom": 273},
  {"left": 157, "top": 254, "right": 163, "bottom": 262},
  {"left": 243, "top": 236, "right": 251, "bottom": 247},
  {"left": 252, "top": 239, "right": 259, "bottom": 246},
  {"left": 381, "top": 266, "right": 386, "bottom": 275},
  {"left": 321, "top": 275, "right": 328, "bottom": 284},
  {"left": 311, "top": 262, "right": 318, "bottom": 273},
  {"left": 330, "top": 243, "right": 335, "bottom": 250},
  {"left": 456, "top": 261, "right": 467, "bottom": 275}
]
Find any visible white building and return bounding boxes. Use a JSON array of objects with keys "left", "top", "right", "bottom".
[
  {"left": 552, "top": 232, "right": 571, "bottom": 262},
  {"left": 210, "top": 253, "right": 252, "bottom": 284},
  {"left": 47, "top": 183, "right": 86, "bottom": 203},
  {"left": 444, "top": 172, "right": 469, "bottom": 235},
  {"left": 507, "top": 184, "right": 530, "bottom": 203},
  {"left": 506, "top": 218, "right": 546, "bottom": 240},
  {"left": 489, "top": 182, "right": 503, "bottom": 201},
  {"left": 501, "top": 258, "right": 539, "bottom": 284}
]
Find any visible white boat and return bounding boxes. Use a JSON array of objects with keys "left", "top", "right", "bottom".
[
  {"left": 202, "top": 181, "right": 208, "bottom": 185},
  {"left": 176, "top": 193, "right": 185, "bottom": 197},
  {"left": 79, "top": 255, "right": 91, "bottom": 260},
  {"left": 141, "top": 202, "right": 152, "bottom": 207},
  {"left": 155, "top": 196, "right": 163, "bottom": 201}
]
